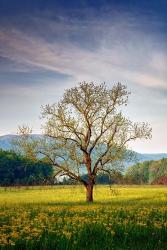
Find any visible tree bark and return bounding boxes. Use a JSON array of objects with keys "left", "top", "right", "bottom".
[{"left": 86, "top": 183, "right": 94, "bottom": 202}]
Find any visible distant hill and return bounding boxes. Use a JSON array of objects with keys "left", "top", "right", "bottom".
[
  {"left": 0, "top": 135, "right": 18, "bottom": 151},
  {"left": 0, "top": 134, "right": 42, "bottom": 151},
  {"left": 0, "top": 134, "right": 167, "bottom": 167},
  {"left": 128, "top": 152, "right": 167, "bottom": 167},
  {"left": 136, "top": 153, "right": 167, "bottom": 162}
]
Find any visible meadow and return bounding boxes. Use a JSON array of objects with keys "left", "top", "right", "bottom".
[{"left": 0, "top": 185, "right": 167, "bottom": 249}]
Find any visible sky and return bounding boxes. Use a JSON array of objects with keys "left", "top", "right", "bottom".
[{"left": 0, "top": 0, "right": 167, "bottom": 153}]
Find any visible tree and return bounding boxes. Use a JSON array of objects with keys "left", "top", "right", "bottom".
[
  {"left": 124, "top": 162, "right": 150, "bottom": 184},
  {"left": 13, "top": 126, "right": 39, "bottom": 160},
  {"left": 124, "top": 158, "right": 167, "bottom": 184},
  {"left": 18, "top": 82, "right": 152, "bottom": 202},
  {"left": 0, "top": 149, "right": 53, "bottom": 186}
]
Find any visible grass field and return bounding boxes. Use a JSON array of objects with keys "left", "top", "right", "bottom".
[{"left": 0, "top": 185, "right": 167, "bottom": 249}]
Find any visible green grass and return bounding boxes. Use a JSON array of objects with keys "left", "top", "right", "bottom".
[{"left": 0, "top": 185, "right": 167, "bottom": 249}]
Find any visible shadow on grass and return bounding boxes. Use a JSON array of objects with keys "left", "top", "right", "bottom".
[{"left": 6, "top": 198, "right": 166, "bottom": 209}]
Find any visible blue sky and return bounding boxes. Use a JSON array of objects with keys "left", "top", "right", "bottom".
[{"left": 0, "top": 0, "right": 167, "bottom": 153}]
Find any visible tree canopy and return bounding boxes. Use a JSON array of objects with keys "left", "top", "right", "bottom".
[{"left": 17, "top": 82, "right": 152, "bottom": 201}]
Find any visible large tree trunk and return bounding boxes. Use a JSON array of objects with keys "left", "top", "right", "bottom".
[{"left": 86, "top": 183, "right": 94, "bottom": 202}]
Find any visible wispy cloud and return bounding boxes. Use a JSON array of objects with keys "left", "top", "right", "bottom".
[
  {"left": 0, "top": 11, "right": 167, "bottom": 90},
  {"left": 0, "top": 9, "right": 167, "bottom": 152}
]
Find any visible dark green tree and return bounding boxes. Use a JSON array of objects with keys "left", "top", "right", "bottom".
[{"left": 0, "top": 150, "right": 53, "bottom": 186}]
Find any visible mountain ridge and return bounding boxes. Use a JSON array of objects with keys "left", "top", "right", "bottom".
[{"left": 0, "top": 134, "right": 167, "bottom": 167}]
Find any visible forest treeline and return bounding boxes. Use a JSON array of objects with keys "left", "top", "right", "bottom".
[
  {"left": 125, "top": 158, "right": 167, "bottom": 184},
  {"left": 0, "top": 150, "right": 53, "bottom": 186},
  {"left": 0, "top": 149, "right": 167, "bottom": 186}
]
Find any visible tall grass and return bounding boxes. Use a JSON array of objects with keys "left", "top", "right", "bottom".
[{"left": 0, "top": 185, "right": 167, "bottom": 249}]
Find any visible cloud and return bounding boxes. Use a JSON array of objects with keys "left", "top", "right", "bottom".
[
  {"left": 0, "top": 9, "right": 167, "bottom": 153},
  {"left": 0, "top": 10, "right": 167, "bottom": 90}
]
